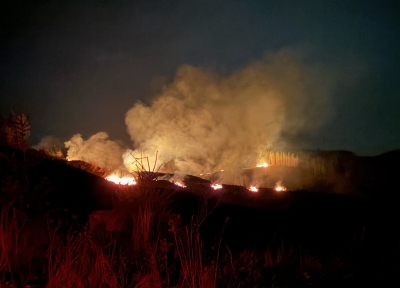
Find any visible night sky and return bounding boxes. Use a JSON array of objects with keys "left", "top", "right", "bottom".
[{"left": 1, "top": 0, "right": 399, "bottom": 155}]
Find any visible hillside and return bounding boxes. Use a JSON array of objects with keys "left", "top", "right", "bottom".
[{"left": 1, "top": 146, "right": 399, "bottom": 287}]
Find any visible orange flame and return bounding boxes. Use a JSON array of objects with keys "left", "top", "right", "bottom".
[
  {"left": 248, "top": 185, "right": 259, "bottom": 193},
  {"left": 274, "top": 183, "right": 286, "bottom": 192},
  {"left": 211, "top": 183, "right": 223, "bottom": 190},
  {"left": 105, "top": 174, "right": 137, "bottom": 185},
  {"left": 256, "top": 162, "right": 269, "bottom": 168},
  {"left": 173, "top": 181, "right": 186, "bottom": 188}
]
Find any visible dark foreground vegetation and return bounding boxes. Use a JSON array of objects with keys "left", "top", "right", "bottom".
[{"left": 1, "top": 145, "right": 400, "bottom": 287}]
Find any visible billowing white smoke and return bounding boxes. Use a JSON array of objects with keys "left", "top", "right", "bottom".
[
  {"left": 124, "top": 50, "right": 334, "bottom": 174},
  {"left": 65, "top": 132, "right": 126, "bottom": 171},
  {"left": 63, "top": 50, "right": 335, "bottom": 175}
]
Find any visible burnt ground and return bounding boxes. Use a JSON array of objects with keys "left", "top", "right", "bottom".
[{"left": 1, "top": 146, "right": 400, "bottom": 286}]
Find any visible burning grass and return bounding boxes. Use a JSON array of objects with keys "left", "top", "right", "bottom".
[
  {"left": 274, "top": 182, "right": 287, "bottom": 192},
  {"left": 248, "top": 185, "right": 259, "bottom": 193},
  {"left": 105, "top": 173, "right": 137, "bottom": 185},
  {"left": 173, "top": 180, "right": 186, "bottom": 188},
  {"left": 210, "top": 183, "right": 223, "bottom": 190},
  {"left": 256, "top": 162, "right": 269, "bottom": 168}
]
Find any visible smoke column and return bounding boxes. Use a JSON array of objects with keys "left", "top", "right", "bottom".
[
  {"left": 124, "top": 50, "right": 335, "bottom": 174},
  {"left": 65, "top": 132, "right": 126, "bottom": 171}
]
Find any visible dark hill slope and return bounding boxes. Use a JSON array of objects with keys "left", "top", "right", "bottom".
[{"left": 0, "top": 146, "right": 115, "bottom": 216}]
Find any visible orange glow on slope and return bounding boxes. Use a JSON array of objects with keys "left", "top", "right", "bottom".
[
  {"left": 105, "top": 174, "right": 137, "bottom": 185},
  {"left": 248, "top": 185, "right": 259, "bottom": 193},
  {"left": 274, "top": 183, "right": 287, "bottom": 192},
  {"left": 173, "top": 181, "right": 186, "bottom": 188},
  {"left": 256, "top": 162, "right": 269, "bottom": 168},
  {"left": 211, "top": 183, "right": 223, "bottom": 190}
]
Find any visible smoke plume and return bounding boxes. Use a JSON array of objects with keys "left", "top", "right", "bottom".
[
  {"left": 65, "top": 132, "right": 126, "bottom": 171},
  {"left": 124, "top": 50, "right": 334, "bottom": 174},
  {"left": 63, "top": 49, "right": 336, "bottom": 174},
  {"left": 33, "top": 135, "right": 63, "bottom": 150}
]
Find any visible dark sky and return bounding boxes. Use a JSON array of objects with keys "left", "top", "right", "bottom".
[{"left": 1, "top": 0, "right": 399, "bottom": 155}]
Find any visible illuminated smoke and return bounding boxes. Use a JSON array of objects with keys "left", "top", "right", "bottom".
[
  {"left": 33, "top": 135, "right": 63, "bottom": 150},
  {"left": 64, "top": 132, "right": 126, "bottom": 171},
  {"left": 125, "top": 50, "right": 334, "bottom": 174},
  {"left": 63, "top": 49, "right": 335, "bottom": 174}
]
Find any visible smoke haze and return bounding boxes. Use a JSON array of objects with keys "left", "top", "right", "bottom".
[
  {"left": 64, "top": 132, "right": 126, "bottom": 171},
  {"left": 124, "top": 50, "right": 335, "bottom": 174},
  {"left": 33, "top": 135, "right": 63, "bottom": 150}
]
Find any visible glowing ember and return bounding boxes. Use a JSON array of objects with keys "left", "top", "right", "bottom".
[
  {"left": 105, "top": 174, "right": 136, "bottom": 185},
  {"left": 248, "top": 185, "right": 259, "bottom": 193},
  {"left": 274, "top": 184, "right": 287, "bottom": 192},
  {"left": 256, "top": 162, "right": 269, "bottom": 168},
  {"left": 211, "top": 183, "right": 223, "bottom": 190},
  {"left": 173, "top": 181, "right": 186, "bottom": 188}
]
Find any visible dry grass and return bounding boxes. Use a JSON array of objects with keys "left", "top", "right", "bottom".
[
  {"left": 258, "top": 150, "right": 300, "bottom": 167},
  {"left": 173, "top": 220, "right": 216, "bottom": 288},
  {"left": 0, "top": 204, "right": 24, "bottom": 284},
  {"left": 0, "top": 188, "right": 376, "bottom": 288},
  {"left": 46, "top": 228, "right": 119, "bottom": 288}
]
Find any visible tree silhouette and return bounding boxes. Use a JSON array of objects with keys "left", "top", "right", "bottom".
[{"left": 1, "top": 112, "right": 30, "bottom": 150}]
